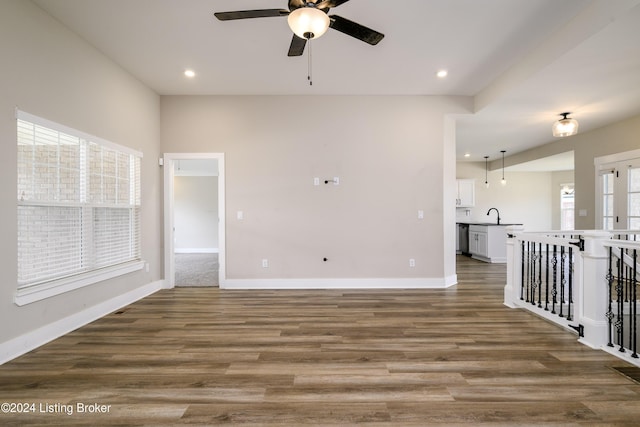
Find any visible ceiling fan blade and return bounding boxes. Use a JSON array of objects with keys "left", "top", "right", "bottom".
[
  {"left": 288, "top": 34, "right": 307, "bottom": 57},
  {"left": 214, "top": 9, "right": 289, "bottom": 21},
  {"left": 329, "top": 15, "right": 384, "bottom": 45},
  {"left": 316, "top": 0, "right": 351, "bottom": 9}
]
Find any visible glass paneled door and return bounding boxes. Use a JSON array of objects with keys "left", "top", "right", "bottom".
[
  {"left": 628, "top": 164, "right": 640, "bottom": 229},
  {"left": 598, "top": 158, "right": 640, "bottom": 230}
]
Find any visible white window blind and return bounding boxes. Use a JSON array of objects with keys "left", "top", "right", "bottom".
[{"left": 17, "top": 110, "right": 141, "bottom": 289}]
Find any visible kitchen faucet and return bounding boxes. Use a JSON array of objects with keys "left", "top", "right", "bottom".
[{"left": 487, "top": 207, "right": 501, "bottom": 225}]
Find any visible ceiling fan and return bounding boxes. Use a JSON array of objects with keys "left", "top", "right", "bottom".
[{"left": 214, "top": 0, "right": 385, "bottom": 57}]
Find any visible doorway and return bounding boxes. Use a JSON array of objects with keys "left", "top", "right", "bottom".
[{"left": 163, "top": 153, "right": 225, "bottom": 288}]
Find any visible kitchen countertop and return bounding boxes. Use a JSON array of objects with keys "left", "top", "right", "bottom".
[{"left": 456, "top": 222, "right": 523, "bottom": 226}]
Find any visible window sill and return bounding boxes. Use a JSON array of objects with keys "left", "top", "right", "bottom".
[{"left": 14, "top": 261, "right": 145, "bottom": 306}]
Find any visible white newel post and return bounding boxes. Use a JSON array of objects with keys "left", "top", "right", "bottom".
[
  {"left": 578, "top": 230, "right": 612, "bottom": 349},
  {"left": 504, "top": 225, "right": 525, "bottom": 308}
]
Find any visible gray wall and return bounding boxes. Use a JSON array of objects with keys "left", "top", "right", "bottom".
[
  {"left": 174, "top": 176, "right": 219, "bottom": 252},
  {"left": 0, "top": 1, "right": 161, "bottom": 343},
  {"left": 161, "top": 95, "right": 472, "bottom": 282}
]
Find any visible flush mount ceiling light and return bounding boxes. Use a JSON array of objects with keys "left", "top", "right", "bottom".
[
  {"left": 436, "top": 70, "right": 448, "bottom": 78},
  {"left": 287, "top": 4, "right": 330, "bottom": 40},
  {"left": 552, "top": 112, "right": 579, "bottom": 137},
  {"left": 184, "top": 69, "right": 196, "bottom": 78}
]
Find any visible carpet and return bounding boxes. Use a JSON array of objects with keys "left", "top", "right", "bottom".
[{"left": 175, "top": 253, "right": 219, "bottom": 287}]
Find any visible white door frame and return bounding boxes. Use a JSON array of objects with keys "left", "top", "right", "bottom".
[{"left": 163, "top": 153, "right": 225, "bottom": 288}]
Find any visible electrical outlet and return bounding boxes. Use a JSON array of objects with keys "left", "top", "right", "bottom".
[
  {"left": 237, "top": 211, "right": 244, "bottom": 220},
  {"left": 262, "top": 259, "right": 269, "bottom": 268},
  {"left": 409, "top": 258, "right": 416, "bottom": 267},
  {"left": 418, "top": 210, "right": 424, "bottom": 219}
]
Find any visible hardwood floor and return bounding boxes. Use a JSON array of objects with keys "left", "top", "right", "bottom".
[{"left": 1, "top": 256, "right": 638, "bottom": 425}]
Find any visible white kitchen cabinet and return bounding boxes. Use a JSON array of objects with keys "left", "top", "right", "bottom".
[
  {"left": 469, "top": 228, "right": 488, "bottom": 258},
  {"left": 468, "top": 224, "right": 507, "bottom": 263},
  {"left": 456, "top": 179, "right": 475, "bottom": 207}
]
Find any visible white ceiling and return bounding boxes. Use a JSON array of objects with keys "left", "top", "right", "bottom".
[{"left": 33, "top": 0, "right": 640, "bottom": 168}]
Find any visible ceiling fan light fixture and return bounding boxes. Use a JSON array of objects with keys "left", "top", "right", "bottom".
[
  {"left": 552, "top": 112, "right": 579, "bottom": 137},
  {"left": 287, "top": 5, "right": 330, "bottom": 40}
]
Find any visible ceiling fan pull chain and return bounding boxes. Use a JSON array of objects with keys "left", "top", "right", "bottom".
[{"left": 307, "top": 37, "right": 313, "bottom": 86}]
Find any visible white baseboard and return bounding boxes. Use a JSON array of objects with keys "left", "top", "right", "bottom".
[
  {"left": 221, "top": 276, "right": 458, "bottom": 290},
  {"left": 0, "top": 280, "right": 164, "bottom": 365},
  {"left": 175, "top": 248, "right": 218, "bottom": 254}
]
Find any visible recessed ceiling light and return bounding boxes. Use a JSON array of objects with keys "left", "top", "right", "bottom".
[
  {"left": 464, "top": 153, "right": 471, "bottom": 158},
  {"left": 184, "top": 69, "right": 196, "bottom": 78},
  {"left": 436, "top": 70, "right": 448, "bottom": 78}
]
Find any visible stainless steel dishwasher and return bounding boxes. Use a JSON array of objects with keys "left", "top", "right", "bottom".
[{"left": 458, "top": 223, "right": 469, "bottom": 255}]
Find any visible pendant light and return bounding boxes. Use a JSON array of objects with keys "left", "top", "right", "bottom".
[
  {"left": 500, "top": 150, "right": 507, "bottom": 186},
  {"left": 484, "top": 156, "right": 490, "bottom": 188},
  {"left": 552, "top": 112, "right": 579, "bottom": 137}
]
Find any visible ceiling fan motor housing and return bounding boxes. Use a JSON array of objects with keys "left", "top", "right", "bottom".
[{"left": 289, "top": 1, "right": 330, "bottom": 13}]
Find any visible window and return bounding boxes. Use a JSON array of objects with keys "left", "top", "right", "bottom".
[{"left": 16, "top": 110, "right": 142, "bottom": 303}]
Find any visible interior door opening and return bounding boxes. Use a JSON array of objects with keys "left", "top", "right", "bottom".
[{"left": 163, "top": 153, "right": 225, "bottom": 288}]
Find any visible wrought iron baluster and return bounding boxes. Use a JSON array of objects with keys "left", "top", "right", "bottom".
[
  {"left": 520, "top": 241, "right": 525, "bottom": 301},
  {"left": 625, "top": 249, "right": 630, "bottom": 303},
  {"left": 606, "top": 246, "right": 614, "bottom": 348},
  {"left": 525, "top": 241, "right": 531, "bottom": 303},
  {"left": 632, "top": 249, "right": 638, "bottom": 358},
  {"left": 567, "top": 247, "right": 573, "bottom": 321},
  {"left": 544, "top": 243, "right": 550, "bottom": 311},
  {"left": 530, "top": 241, "right": 537, "bottom": 306},
  {"left": 537, "top": 243, "right": 543, "bottom": 308},
  {"left": 617, "top": 248, "right": 625, "bottom": 353},
  {"left": 552, "top": 245, "right": 558, "bottom": 314},
  {"left": 559, "top": 246, "right": 566, "bottom": 318}
]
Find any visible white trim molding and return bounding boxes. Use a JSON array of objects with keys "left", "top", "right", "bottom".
[
  {"left": 15, "top": 261, "right": 145, "bottom": 306},
  {"left": 221, "top": 276, "right": 457, "bottom": 290},
  {"left": 175, "top": 248, "right": 219, "bottom": 254},
  {"left": 1, "top": 280, "right": 163, "bottom": 365}
]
